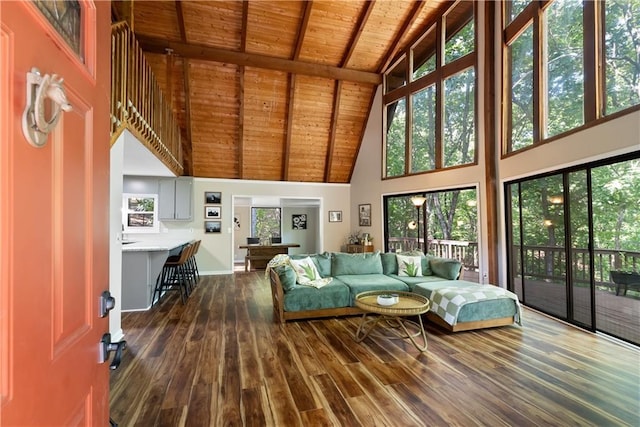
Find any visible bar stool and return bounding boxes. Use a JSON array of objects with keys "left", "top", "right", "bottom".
[
  {"left": 153, "top": 242, "right": 194, "bottom": 305},
  {"left": 187, "top": 240, "right": 201, "bottom": 285}
]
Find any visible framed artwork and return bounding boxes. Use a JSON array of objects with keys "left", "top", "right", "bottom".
[
  {"left": 205, "top": 206, "right": 221, "bottom": 219},
  {"left": 329, "top": 210, "right": 342, "bottom": 222},
  {"left": 204, "top": 221, "right": 221, "bottom": 233},
  {"left": 204, "top": 191, "right": 222, "bottom": 204},
  {"left": 292, "top": 214, "right": 307, "bottom": 230},
  {"left": 359, "top": 203, "right": 371, "bottom": 227}
]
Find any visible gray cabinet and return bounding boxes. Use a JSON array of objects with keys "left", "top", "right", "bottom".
[
  {"left": 158, "top": 177, "right": 193, "bottom": 220},
  {"left": 121, "top": 251, "right": 167, "bottom": 310}
]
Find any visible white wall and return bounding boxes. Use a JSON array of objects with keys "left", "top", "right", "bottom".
[
  {"left": 162, "top": 178, "right": 351, "bottom": 274},
  {"left": 109, "top": 137, "right": 124, "bottom": 341},
  {"left": 233, "top": 204, "right": 321, "bottom": 263}
]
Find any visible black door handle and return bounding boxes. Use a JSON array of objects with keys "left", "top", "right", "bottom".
[{"left": 100, "top": 333, "right": 127, "bottom": 370}]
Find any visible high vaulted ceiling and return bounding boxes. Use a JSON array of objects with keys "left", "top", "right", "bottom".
[{"left": 111, "top": 0, "right": 448, "bottom": 183}]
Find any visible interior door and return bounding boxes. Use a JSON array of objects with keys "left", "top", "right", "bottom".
[{"left": 1, "top": 2, "right": 111, "bottom": 425}]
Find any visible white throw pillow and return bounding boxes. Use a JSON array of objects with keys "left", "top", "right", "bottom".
[
  {"left": 290, "top": 256, "right": 321, "bottom": 284},
  {"left": 396, "top": 254, "right": 422, "bottom": 277}
]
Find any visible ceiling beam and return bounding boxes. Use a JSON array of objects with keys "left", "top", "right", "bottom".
[
  {"left": 175, "top": 0, "right": 193, "bottom": 176},
  {"left": 283, "top": 1, "right": 314, "bottom": 181},
  {"left": 136, "top": 35, "right": 382, "bottom": 85},
  {"left": 325, "top": 80, "right": 342, "bottom": 183},
  {"left": 327, "top": 1, "right": 374, "bottom": 182},
  {"left": 239, "top": 0, "right": 249, "bottom": 179}
]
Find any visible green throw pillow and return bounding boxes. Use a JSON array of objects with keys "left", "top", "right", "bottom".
[
  {"left": 313, "top": 252, "right": 332, "bottom": 277},
  {"left": 430, "top": 258, "right": 462, "bottom": 280},
  {"left": 274, "top": 265, "right": 297, "bottom": 291},
  {"left": 380, "top": 253, "right": 398, "bottom": 275}
]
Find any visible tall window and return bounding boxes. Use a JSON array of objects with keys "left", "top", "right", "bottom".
[
  {"left": 386, "top": 99, "right": 406, "bottom": 177},
  {"left": 605, "top": 0, "right": 640, "bottom": 115},
  {"left": 508, "top": 24, "right": 534, "bottom": 151},
  {"left": 251, "top": 207, "right": 281, "bottom": 238},
  {"left": 503, "top": 0, "right": 640, "bottom": 154},
  {"left": 383, "top": 1, "right": 476, "bottom": 178},
  {"left": 545, "top": 0, "right": 584, "bottom": 138},
  {"left": 384, "top": 188, "right": 479, "bottom": 282}
]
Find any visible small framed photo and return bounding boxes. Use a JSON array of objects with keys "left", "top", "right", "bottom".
[
  {"left": 329, "top": 210, "right": 342, "bottom": 222},
  {"left": 205, "top": 191, "right": 222, "bottom": 204},
  {"left": 205, "top": 206, "right": 221, "bottom": 219},
  {"left": 205, "top": 221, "right": 221, "bottom": 233},
  {"left": 292, "top": 214, "right": 307, "bottom": 230},
  {"left": 359, "top": 203, "right": 371, "bottom": 227}
]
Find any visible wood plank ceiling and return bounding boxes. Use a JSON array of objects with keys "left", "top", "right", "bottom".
[{"left": 112, "top": 0, "right": 447, "bottom": 183}]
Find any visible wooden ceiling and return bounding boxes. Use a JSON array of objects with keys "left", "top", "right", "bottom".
[{"left": 112, "top": 0, "right": 448, "bottom": 183}]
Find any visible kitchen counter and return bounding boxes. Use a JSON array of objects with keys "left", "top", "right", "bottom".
[
  {"left": 121, "top": 238, "right": 193, "bottom": 252},
  {"left": 121, "top": 238, "right": 193, "bottom": 311}
]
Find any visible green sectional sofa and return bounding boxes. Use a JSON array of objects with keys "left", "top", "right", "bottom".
[{"left": 268, "top": 251, "right": 521, "bottom": 332}]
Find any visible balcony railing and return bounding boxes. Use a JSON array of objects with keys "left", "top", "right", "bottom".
[
  {"left": 111, "top": 21, "right": 183, "bottom": 176},
  {"left": 388, "top": 238, "right": 479, "bottom": 272},
  {"left": 388, "top": 237, "right": 640, "bottom": 288},
  {"left": 514, "top": 245, "right": 640, "bottom": 287}
]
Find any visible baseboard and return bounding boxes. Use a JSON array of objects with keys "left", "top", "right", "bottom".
[
  {"left": 200, "top": 269, "right": 234, "bottom": 275},
  {"left": 110, "top": 328, "right": 125, "bottom": 342}
]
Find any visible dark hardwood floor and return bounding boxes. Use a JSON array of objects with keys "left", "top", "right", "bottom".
[{"left": 110, "top": 272, "right": 640, "bottom": 426}]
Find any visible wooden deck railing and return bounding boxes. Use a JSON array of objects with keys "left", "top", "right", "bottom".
[
  {"left": 515, "top": 245, "right": 640, "bottom": 286},
  {"left": 110, "top": 21, "right": 183, "bottom": 176},
  {"left": 388, "top": 238, "right": 479, "bottom": 272},
  {"left": 388, "top": 237, "right": 639, "bottom": 288}
]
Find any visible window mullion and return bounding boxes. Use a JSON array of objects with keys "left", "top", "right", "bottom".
[
  {"left": 435, "top": 17, "right": 444, "bottom": 169},
  {"left": 405, "top": 93, "right": 412, "bottom": 175},
  {"left": 583, "top": 0, "right": 598, "bottom": 122},
  {"left": 533, "top": 10, "right": 542, "bottom": 143}
]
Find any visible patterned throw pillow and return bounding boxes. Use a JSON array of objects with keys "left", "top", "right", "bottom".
[
  {"left": 289, "top": 256, "right": 331, "bottom": 288},
  {"left": 396, "top": 254, "right": 423, "bottom": 277}
]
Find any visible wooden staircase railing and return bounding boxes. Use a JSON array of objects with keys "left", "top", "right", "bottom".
[{"left": 110, "top": 21, "right": 183, "bottom": 176}]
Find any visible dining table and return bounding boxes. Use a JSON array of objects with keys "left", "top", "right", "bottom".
[{"left": 239, "top": 242, "right": 300, "bottom": 271}]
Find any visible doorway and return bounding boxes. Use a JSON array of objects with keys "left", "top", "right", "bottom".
[{"left": 506, "top": 153, "right": 640, "bottom": 346}]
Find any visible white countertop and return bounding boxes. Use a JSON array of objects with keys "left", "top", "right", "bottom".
[{"left": 121, "top": 238, "right": 193, "bottom": 252}]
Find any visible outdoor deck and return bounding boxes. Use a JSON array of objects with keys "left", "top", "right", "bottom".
[{"left": 515, "top": 279, "right": 640, "bottom": 345}]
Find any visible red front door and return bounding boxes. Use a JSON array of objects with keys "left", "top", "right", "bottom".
[{"left": 1, "top": 1, "right": 111, "bottom": 425}]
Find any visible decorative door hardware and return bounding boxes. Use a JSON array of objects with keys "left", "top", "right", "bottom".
[
  {"left": 22, "top": 67, "right": 73, "bottom": 147},
  {"left": 99, "top": 290, "right": 116, "bottom": 318},
  {"left": 99, "top": 333, "right": 127, "bottom": 370}
]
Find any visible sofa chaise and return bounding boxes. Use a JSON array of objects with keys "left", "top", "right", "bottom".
[{"left": 268, "top": 251, "right": 521, "bottom": 332}]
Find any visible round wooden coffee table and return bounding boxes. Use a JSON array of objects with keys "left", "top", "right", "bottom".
[{"left": 354, "top": 290, "right": 431, "bottom": 352}]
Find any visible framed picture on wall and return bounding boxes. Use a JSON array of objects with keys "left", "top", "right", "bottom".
[
  {"left": 205, "top": 221, "right": 221, "bottom": 233},
  {"left": 205, "top": 191, "right": 222, "bottom": 204},
  {"left": 292, "top": 214, "right": 307, "bottom": 230},
  {"left": 205, "top": 206, "right": 221, "bottom": 219},
  {"left": 359, "top": 204, "right": 371, "bottom": 227},
  {"left": 329, "top": 210, "right": 342, "bottom": 222}
]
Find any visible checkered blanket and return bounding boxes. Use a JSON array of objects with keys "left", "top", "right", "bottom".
[{"left": 428, "top": 284, "right": 522, "bottom": 326}]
